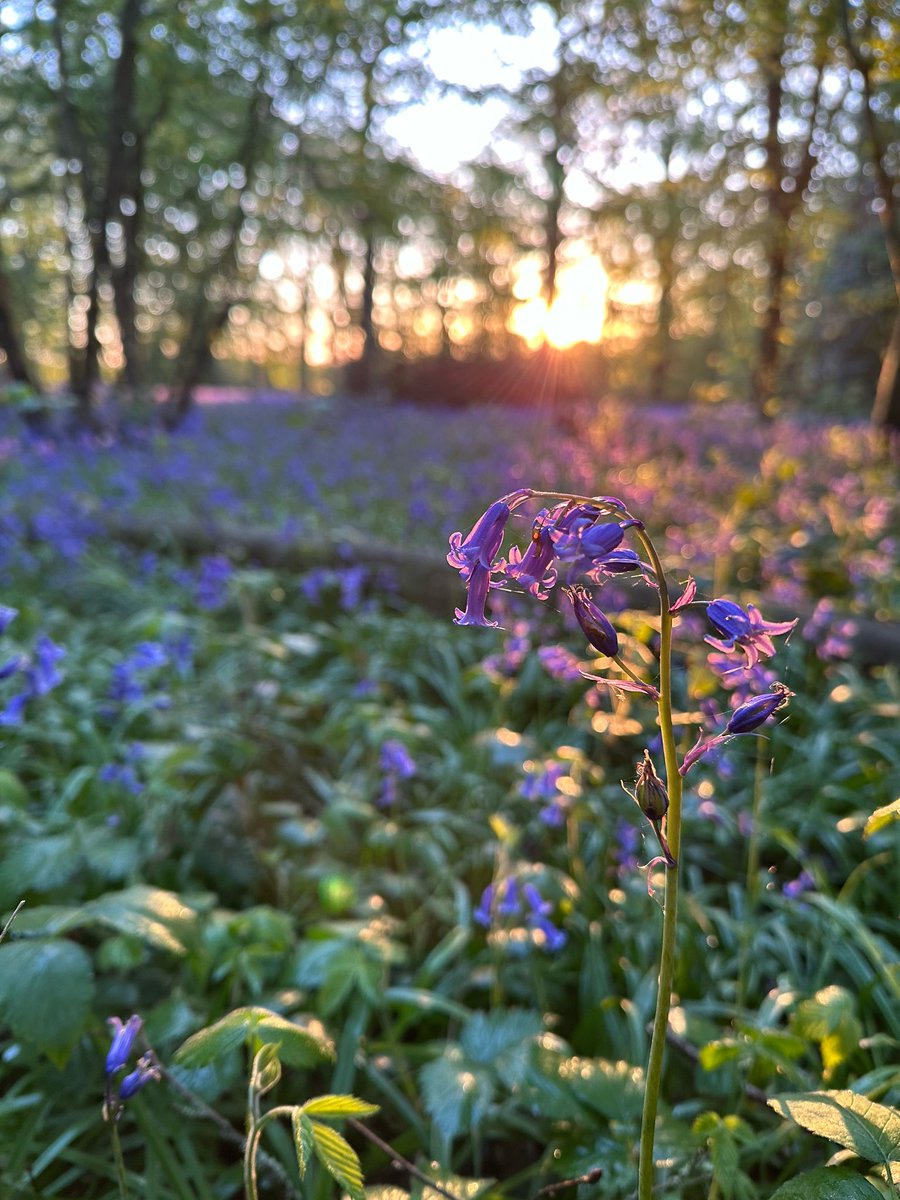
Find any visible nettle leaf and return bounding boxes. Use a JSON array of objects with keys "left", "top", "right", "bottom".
[
  {"left": 768, "top": 1167, "right": 882, "bottom": 1198},
  {"left": 0, "top": 938, "right": 93, "bottom": 1054},
  {"left": 557, "top": 1055, "right": 645, "bottom": 1121},
  {"left": 421, "top": 1050, "right": 495, "bottom": 1144},
  {"left": 459, "top": 1010, "right": 544, "bottom": 1085},
  {"left": 292, "top": 1109, "right": 314, "bottom": 1177},
  {"left": 302, "top": 1094, "right": 379, "bottom": 1119},
  {"left": 769, "top": 1091, "right": 900, "bottom": 1166},
  {"left": 863, "top": 799, "right": 900, "bottom": 840},
  {"left": 174, "top": 1007, "right": 334, "bottom": 1069},
  {"left": 310, "top": 1120, "right": 365, "bottom": 1200}
]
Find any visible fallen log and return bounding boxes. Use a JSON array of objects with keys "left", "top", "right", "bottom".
[{"left": 100, "top": 513, "right": 900, "bottom": 666}]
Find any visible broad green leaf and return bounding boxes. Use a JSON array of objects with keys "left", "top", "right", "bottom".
[
  {"left": 420, "top": 1051, "right": 494, "bottom": 1143},
  {"left": 301, "top": 1094, "right": 379, "bottom": 1119},
  {"left": 557, "top": 1055, "right": 645, "bottom": 1120},
  {"left": 459, "top": 1010, "right": 544, "bottom": 1084},
  {"left": 863, "top": 799, "right": 900, "bottom": 839},
  {"left": 0, "top": 836, "right": 78, "bottom": 906},
  {"left": 175, "top": 1007, "right": 334, "bottom": 1069},
  {"left": 310, "top": 1120, "right": 365, "bottom": 1199},
  {"left": 700, "top": 1039, "right": 743, "bottom": 1070},
  {"left": 768, "top": 1167, "right": 882, "bottom": 1198},
  {"left": 769, "top": 1091, "right": 900, "bottom": 1166},
  {"left": 254, "top": 1012, "right": 334, "bottom": 1067},
  {"left": 792, "top": 988, "right": 862, "bottom": 1077},
  {"left": 174, "top": 1008, "right": 258, "bottom": 1067},
  {"left": 0, "top": 938, "right": 93, "bottom": 1054},
  {"left": 292, "top": 1109, "right": 314, "bottom": 1177},
  {"left": 86, "top": 885, "right": 198, "bottom": 955}
]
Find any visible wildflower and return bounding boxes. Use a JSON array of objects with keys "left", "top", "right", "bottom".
[
  {"left": 0, "top": 605, "right": 17, "bottom": 634},
  {"left": 783, "top": 869, "right": 815, "bottom": 899},
  {"left": 565, "top": 585, "right": 619, "bottom": 657},
  {"left": 380, "top": 740, "right": 416, "bottom": 779},
  {"left": 474, "top": 884, "right": 494, "bottom": 927},
  {"left": 680, "top": 683, "right": 794, "bottom": 774},
  {"left": 725, "top": 686, "right": 794, "bottom": 735},
  {"left": 704, "top": 599, "right": 797, "bottom": 668},
  {"left": 497, "top": 878, "right": 520, "bottom": 917},
  {"left": 118, "top": 1054, "right": 161, "bottom": 1101},
  {"left": 447, "top": 489, "right": 533, "bottom": 575},
  {"left": 523, "top": 884, "right": 566, "bottom": 951},
  {"left": 633, "top": 751, "right": 668, "bottom": 821},
  {"left": 502, "top": 510, "right": 557, "bottom": 598},
  {"left": 106, "top": 1015, "right": 142, "bottom": 1075},
  {"left": 29, "top": 635, "right": 65, "bottom": 696},
  {"left": 454, "top": 562, "right": 499, "bottom": 628}
]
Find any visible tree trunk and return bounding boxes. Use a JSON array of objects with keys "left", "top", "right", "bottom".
[
  {"left": 839, "top": 2, "right": 900, "bottom": 431},
  {"left": 0, "top": 262, "right": 37, "bottom": 390},
  {"left": 346, "top": 213, "right": 377, "bottom": 395}
]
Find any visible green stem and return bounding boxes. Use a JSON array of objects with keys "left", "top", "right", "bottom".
[
  {"left": 110, "top": 1123, "right": 130, "bottom": 1200},
  {"left": 633, "top": 528, "right": 684, "bottom": 1200}
]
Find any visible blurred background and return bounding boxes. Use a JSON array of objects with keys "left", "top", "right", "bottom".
[{"left": 0, "top": 0, "right": 897, "bottom": 428}]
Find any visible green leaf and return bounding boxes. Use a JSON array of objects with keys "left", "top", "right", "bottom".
[
  {"left": 292, "top": 1109, "right": 314, "bottom": 1178},
  {"left": 174, "top": 1008, "right": 257, "bottom": 1067},
  {"left": 459, "top": 1009, "right": 544, "bottom": 1085},
  {"left": 174, "top": 1007, "right": 333, "bottom": 1069},
  {"left": 0, "top": 938, "right": 93, "bottom": 1054},
  {"left": 556, "top": 1055, "right": 645, "bottom": 1120},
  {"left": 768, "top": 1091, "right": 900, "bottom": 1166},
  {"left": 301, "top": 1094, "right": 379, "bottom": 1119},
  {"left": 420, "top": 1051, "right": 495, "bottom": 1144},
  {"left": 700, "top": 1039, "right": 744, "bottom": 1070},
  {"left": 768, "top": 1167, "right": 883, "bottom": 1198},
  {"left": 863, "top": 799, "right": 900, "bottom": 839},
  {"left": 310, "top": 1120, "right": 365, "bottom": 1199},
  {"left": 254, "top": 1012, "right": 335, "bottom": 1067},
  {"left": 86, "top": 885, "right": 198, "bottom": 955},
  {"left": 792, "top": 988, "right": 863, "bottom": 1077}
]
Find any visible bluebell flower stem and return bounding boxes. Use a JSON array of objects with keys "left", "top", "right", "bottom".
[
  {"left": 633, "top": 528, "right": 683, "bottom": 1200},
  {"left": 110, "top": 1123, "right": 130, "bottom": 1200}
]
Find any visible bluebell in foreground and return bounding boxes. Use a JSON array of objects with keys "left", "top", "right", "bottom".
[{"left": 449, "top": 489, "right": 797, "bottom": 1200}]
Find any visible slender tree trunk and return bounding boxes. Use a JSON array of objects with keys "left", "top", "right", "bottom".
[
  {"left": 750, "top": 29, "right": 787, "bottom": 417},
  {"left": 346, "top": 213, "right": 377, "bottom": 395},
  {"left": 0, "top": 261, "right": 37, "bottom": 390},
  {"left": 840, "top": 2, "right": 900, "bottom": 430},
  {"left": 165, "top": 93, "right": 266, "bottom": 427}
]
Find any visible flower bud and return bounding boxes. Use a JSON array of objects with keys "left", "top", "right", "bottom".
[
  {"left": 565, "top": 585, "right": 619, "bottom": 657},
  {"left": 634, "top": 751, "right": 668, "bottom": 821}
]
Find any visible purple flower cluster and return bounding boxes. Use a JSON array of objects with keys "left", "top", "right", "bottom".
[
  {"left": 105, "top": 1015, "right": 160, "bottom": 1112},
  {"left": 0, "top": 626, "right": 66, "bottom": 726},
  {"left": 377, "top": 739, "right": 417, "bottom": 807},
  {"left": 474, "top": 878, "right": 566, "bottom": 952}
]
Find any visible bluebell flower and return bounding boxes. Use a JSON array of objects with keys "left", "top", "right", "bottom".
[
  {"left": 725, "top": 686, "right": 793, "bottom": 735},
  {"left": 0, "top": 654, "right": 23, "bottom": 681},
  {"left": 497, "top": 878, "right": 520, "bottom": 917},
  {"left": 501, "top": 510, "right": 557, "bottom": 598},
  {"left": 106, "top": 1015, "right": 142, "bottom": 1075},
  {"left": 453, "top": 562, "right": 499, "bottom": 628},
  {"left": 380, "top": 740, "right": 417, "bottom": 779},
  {"left": 522, "top": 884, "right": 567, "bottom": 951},
  {"left": 474, "top": 884, "right": 494, "bottom": 927},
  {"left": 196, "top": 555, "right": 233, "bottom": 609},
  {"left": 29, "top": 635, "right": 65, "bottom": 695},
  {"left": 565, "top": 585, "right": 619, "bottom": 657},
  {"left": 0, "top": 605, "right": 17, "bottom": 634},
  {"left": 447, "top": 489, "right": 532, "bottom": 575},
  {"left": 117, "top": 1054, "right": 161, "bottom": 1101},
  {"left": 783, "top": 869, "right": 815, "bottom": 899},
  {"left": 705, "top": 599, "right": 797, "bottom": 669}
]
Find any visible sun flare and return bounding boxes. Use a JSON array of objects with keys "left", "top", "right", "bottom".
[{"left": 509, "top": 256, "right": 608, "bottom": 350}]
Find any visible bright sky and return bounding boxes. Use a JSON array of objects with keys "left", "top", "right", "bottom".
[{"left": 384, "top": 8, "right": 560, "bottom": 177}]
